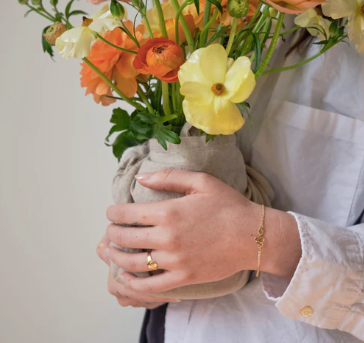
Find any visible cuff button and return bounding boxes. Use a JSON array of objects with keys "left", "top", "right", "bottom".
[{"left": 300, "top": 306, "right": 314, "bottom": 317}]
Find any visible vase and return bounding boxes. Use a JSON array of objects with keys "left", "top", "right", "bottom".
[{"left": 110, "top": 125, "right": 273, "bottom": 299}]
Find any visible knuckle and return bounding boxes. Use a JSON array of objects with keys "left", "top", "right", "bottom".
[
  {"left": 125, "top": 256, "right": 138, "bottom": 272},
  {"left": 159, "top": 168, "right": 175, "bottom": 181},
  {"left": 197, "top": 172, "right": 212, "bottom": 186},
  {"left": 117, "top": 298, "right": 131, "bottom": 307},
  {"left": 166, "top": 232, "right": 182, "bottom": 250}
]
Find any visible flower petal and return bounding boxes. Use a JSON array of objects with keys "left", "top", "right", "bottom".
[
  {"left": 224, "top": 56, "right": 253, "bottom": 96},
  {"left": 73, "top": 29, "right": 95, "bottom": 59},
  {"left": 183, "top": 99, "right": 245, "bottom": 135},
  {"left": 89, "top": 18, "right": 121, "bottom": 34},
  {"left": 322, "top": 0, "right": 357, "bottom": 19},
  {"left": 178, "top": 48, "right": 210, "bottom": 86},
  {"left": 91, "top": 4, "right": 110, "bottom": 20},
  {"left": 199, "top": 44, "right": 228, "bottom": 84},
  {"left": 180, "top": 82, "right": 213, "bottom": 104}
]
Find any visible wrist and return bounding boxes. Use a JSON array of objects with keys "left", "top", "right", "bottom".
[{"left": 260, "top": 208, "right": 302, "bottom": 279}]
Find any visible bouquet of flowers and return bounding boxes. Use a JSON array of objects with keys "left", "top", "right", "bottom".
[{"left": 18, "top": 0, "right": 364, "bottom": 299}]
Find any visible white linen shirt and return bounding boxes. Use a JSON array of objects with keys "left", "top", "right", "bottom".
[{"left": 164, "top": 35, "right": 364, "bottom": 342}]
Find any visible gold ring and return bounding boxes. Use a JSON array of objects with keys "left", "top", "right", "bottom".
[{"left": 147, "top": 251, "right": 158, "bottom": 271}]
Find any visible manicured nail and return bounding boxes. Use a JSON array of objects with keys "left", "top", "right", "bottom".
[{"left": 135, "top": 173, "right": 152, "bottom": 180}]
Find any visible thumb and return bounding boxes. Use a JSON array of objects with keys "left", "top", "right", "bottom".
[{"left": 135, "top": 169, "right": 220, "bottom": 195}]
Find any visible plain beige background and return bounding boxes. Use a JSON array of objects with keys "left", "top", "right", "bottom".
[{"left": 0, "top": 1, "right": 144, "bottom": 342}]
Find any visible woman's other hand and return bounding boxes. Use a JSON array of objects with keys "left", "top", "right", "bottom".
[{"left": 97, "top": 235, "right": 180, "bottom": 309}]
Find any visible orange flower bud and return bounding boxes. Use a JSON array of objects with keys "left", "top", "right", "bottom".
[{"left": 133, "top": 38, "right": 184, "bottom": 83}]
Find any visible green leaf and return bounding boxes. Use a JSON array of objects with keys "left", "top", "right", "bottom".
[
  {"left": 24, "top": 8, "right": 35, "bottom": 17},
  {"left": 206, "top": 0, "right": 223, "bottom": 14},
  {"left": 68, "top": 10, "right": 88, "bottom": 18},
  {"left": 206, "top": 24, "right": 229, "bottom": 46},
  {"left": 206, "top": 134, "right": 215, "bottom": 143},
  {"left": 158, "top": 114, "right": 178, "bottom": 124},
  {"left": 111, "top": 131, "right": 139, "bottom": 161},
  {"left": 65, "top": 0, "right": 78, "bottom": 19},
  {"left": 252, "top": 33, "right": 261, "bottom": 73},
  {"left": 42, "top": 26, "right": 54, "bottom": 60},
  {"left": 137, "top": 113, "right": 158, "bottom": 124},
  {"left": 110, "top": 108, "right": 131, "bottom": 127},
  {"left": 154, "top": 123, "right": 181, "bottom": 150},
  {"left": 193, "top": 0, "right": 200, "bottom": 14}
]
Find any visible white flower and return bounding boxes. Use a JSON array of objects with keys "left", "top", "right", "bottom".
[
  {"left": 56, "top": 4, "right": 127, "bottom": 59},
  {"left": 294, "top": 9, "right": 332, "bottom": 41},
  {"left": 322, "top": 0, "right": 364, "bottom": 54}
]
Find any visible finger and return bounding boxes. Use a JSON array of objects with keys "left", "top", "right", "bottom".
[
  {"left": 121, "top": 271, "right": 186, "bottom": 295},
  {"left": 108, "top": 273, "right": 180, "bottom": 303},
  {"left": 96, "top": 235, "right": 110, "bottom": 266},
  {"left": 109, "top": 247, "right": 172, "bottom": 273},
  {"left": 116, "top": 297, "right": 165, "bottom": 309},
  {"left": 106, "top": 202, "right": 166, "bottom": 226},
  {"left": 106, "top": 224, "right": 164, "bottom": 249},
  {"left": 135, "top": 169, "right": 221, "bottom": 195}
]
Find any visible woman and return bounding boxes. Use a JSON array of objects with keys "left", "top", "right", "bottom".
[{"left": 97, "top": 25, "right": 364, "bottom": 342}]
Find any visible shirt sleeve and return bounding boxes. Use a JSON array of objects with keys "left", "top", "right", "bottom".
[{"left": 261, "top": 212, "right": 364, "bottom": 341}]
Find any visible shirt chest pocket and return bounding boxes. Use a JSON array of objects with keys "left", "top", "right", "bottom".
[{"left": 250, "top": 100, "right": 364, "bottom": 227}]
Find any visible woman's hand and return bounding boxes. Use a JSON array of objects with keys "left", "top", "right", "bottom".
[
  {"left": 106, "top": 169, "right": 302, "bottom": 295},
  {"left": 97, "top": 235, "right": 180, "bottom": 309}
]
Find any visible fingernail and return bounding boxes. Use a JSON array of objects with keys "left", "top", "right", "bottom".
[
  {"left": 135, "top": 173, "right": 152, "bottom": 180},
  {"left": 172, "top": 299, "right": 181, "bottom": 302}
]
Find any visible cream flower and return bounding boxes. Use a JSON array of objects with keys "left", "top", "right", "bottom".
[
  {"left": 322, "top": 0, "right": 364, "bottom": 53},
  {"left": 56, "top": 4, "right": 126, "bottom": 59},
  {"left": 294, "top": 9, "right": 332, "bottom": 41},
  {"left": 178, "top": 44, "right": 256, "bottom": 135}
]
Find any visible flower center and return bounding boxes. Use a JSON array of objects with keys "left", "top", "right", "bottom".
[
  {"left": 82, "top": 17, "right": 94, "bottom": 27},
  {"left": 153, "top": 45, "right": 168, "bottom": 54},
  {"left": 211, "top": 83, "right": 225, "bottom": 95},
  {"left": 360, "top": 5, "right": 364, "bottom": 15}
]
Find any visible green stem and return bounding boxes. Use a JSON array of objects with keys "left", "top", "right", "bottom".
[
  {"left": 200, "top": 0, "right": 212, "bottom": 47},
  {"left": 268, "top": 25, "right": 300, "bottom": 39},
  {"left": 153, "top": 0, "right": 168, "bottom": 37},
  {"left": 171, "top": 82, "right": 177, "bottom": 112},
  {"left": 252, "top": 12, "right": 266, "bottom": 34},
  {"left": 198, "top": 0, "right": 221, "bottom": 48},
  {"left": 162, "top": 82, "right": 171, "bottom": 115},
  {"left": 82, "top": 57, "right": 144, "bottom": 111},
  {"left": 121, "top": 22, "right": 140, "bottom": 48},
  {"left": 170, "top": 0, "right": 195, "bottom": 52},
  {"left": 226, "top": 17, "right": 238, "bottom": 56},
  {"left": 40, "top": 4, "right": 56, "bottom": 21},
  {"left": 137, "top": 85, "right": 154, "bottom": 113},
  {"left": 141, "top": 12, "right": 154, "bottom": 38},
  {"left": 262, "top": 37, "right": 348, "bottom": 75},
  {"left": 26, "top": 4, "right": 55, "bottom": 22},
  {"left": 95, "top": 33, "right": 137, "bottom": 54},
  {"left": 245, "top": 3, "right": 263, "bottom": 30},
  {"left": 174, "top": 0, "right": 191, "bottom": 46},
  {"left": 255, "top": 12, "right": 285, "bottom": 78}
]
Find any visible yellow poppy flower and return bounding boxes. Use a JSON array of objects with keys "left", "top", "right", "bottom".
[
  {"left": 178, "top": 44, "right": 256, "bottom": 135},
  {"left": 294, "top": 9, "right": 332, "bottom": 41},
  {"left": 322, "top": 0, "right": 364, "bottom": 54}
]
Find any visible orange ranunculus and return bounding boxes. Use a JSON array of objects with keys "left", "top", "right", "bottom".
[
  {"left": 80, "top": 21, "right": 145, "bottom": 106},
  {"left": 144, "top": 1, "right": 195, "bottom": 43},
  {"left": 264, "top": 0, "right": 325, "bottom": 14},
  {"left": 133, "top": 37, "right": 184, "bottom": 83},
  {"left": 185, "top": 0, "right": 259, "bottom": 31}
]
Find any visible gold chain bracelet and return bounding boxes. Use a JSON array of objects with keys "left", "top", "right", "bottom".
[{"left": 254, "top": 205, "right": 266, "bottom": 277}]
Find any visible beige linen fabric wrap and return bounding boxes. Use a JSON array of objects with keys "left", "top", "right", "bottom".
[{"left": 110, "top": 127, "right": 274, "bottom": 299}]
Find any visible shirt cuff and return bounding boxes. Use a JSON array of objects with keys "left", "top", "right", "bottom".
[{"left": 261, "top": 212, "right": 364, "bottom": 330}]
